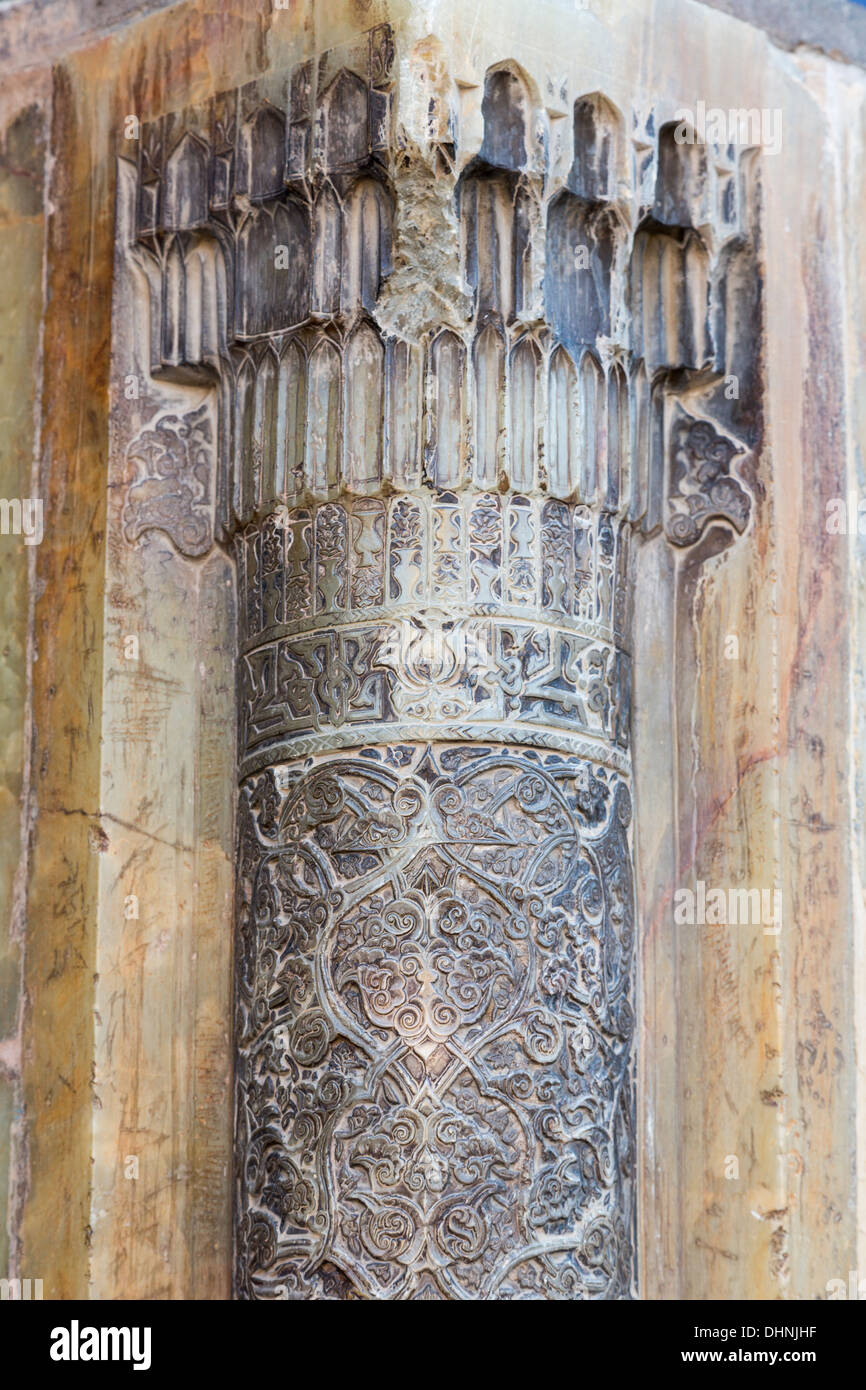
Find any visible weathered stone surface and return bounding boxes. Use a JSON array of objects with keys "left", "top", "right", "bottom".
[
  {"left": 0, "top": 0, "right": 863, "bottom": 1304},
  {"left": 0, "top": 90, "right": 47, "bottom": 1288}
]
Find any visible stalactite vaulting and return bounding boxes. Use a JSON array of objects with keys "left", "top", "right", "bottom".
[{"left": 119, "top": 22, "right": 760, "bottom": 1299}]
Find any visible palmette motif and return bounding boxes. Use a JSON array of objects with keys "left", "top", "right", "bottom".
[{"left": 235, "top": 745, "right": 635, "bottom": 1300}]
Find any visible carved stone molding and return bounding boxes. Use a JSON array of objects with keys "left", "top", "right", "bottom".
[{"left": 115, "top": 20, "right": 762, "bottom": 1299}]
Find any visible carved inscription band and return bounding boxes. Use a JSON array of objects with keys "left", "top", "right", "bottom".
[{"left": 234, "top": 493, "right": 632, "bottom": 774}]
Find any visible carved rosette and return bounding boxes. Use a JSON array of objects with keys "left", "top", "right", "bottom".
[{"left": 121, "top": 23, "right": 760, "bottom": 1298}]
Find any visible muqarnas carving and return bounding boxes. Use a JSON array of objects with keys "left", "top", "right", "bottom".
[
  {"left": 122, "top": 37, "right": 760, "bottom": 552},
  {"left": 117, "top": 23, "right": 763, "bottom": 1300}
]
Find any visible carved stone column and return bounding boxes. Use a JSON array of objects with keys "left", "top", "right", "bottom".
[{"left": 121, "top": 23, "right": 758, "bottom": 1299}]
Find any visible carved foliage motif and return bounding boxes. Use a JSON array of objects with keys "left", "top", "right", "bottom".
[
  {"left": 235, "top": 492, "right": 627, "bottom": 634},
  {"left": 665, "top": 410, "right": 750, "bottom": 547},
  {"left": 235, "top": 744, "right": 635, "bottom": 1300},
  {"left": 122, "top": 404, "right": 215, "bottom": 557}
]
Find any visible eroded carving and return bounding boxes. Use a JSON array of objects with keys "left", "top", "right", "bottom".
[
  {"left": 234, "top": 493, "right": 631, "bottom": 771},
  {"left": 123, "top": 403, "right": 214, "bottom": 557},
  {"left": 124, "top": 40, "right": 761, "bottom": 541}
]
